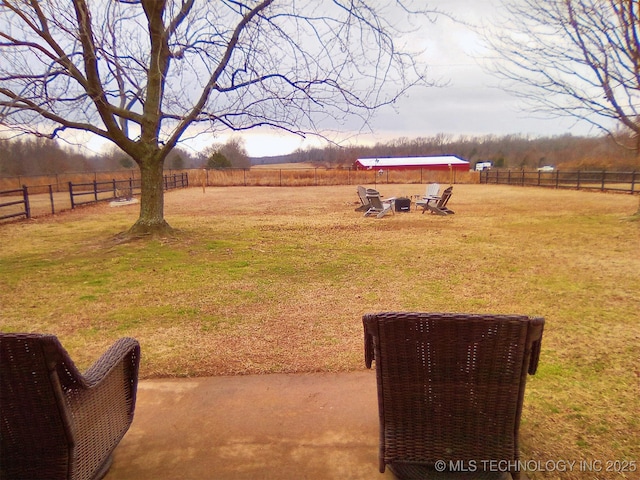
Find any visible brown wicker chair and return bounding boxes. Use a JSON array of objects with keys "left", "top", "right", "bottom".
[
  {"left": 363, "top": 312, "right": 544, "bottom": 480},
  {"left": 1, "top": 333, "right": 140, "bottom": 480}
]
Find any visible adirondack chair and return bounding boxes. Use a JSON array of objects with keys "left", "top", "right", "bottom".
[
  {"left": 364, "top": 193, "right": 394, "bottom": 218},
  {"left": 363, "top": 311, "right": 544, "bottom": 480},
  {"left": 414, "top": 183, "right": 441, "bottom": 209},
  {"left": 356, "top": 186, "right": 381, "bottom": 211},
  {"left": 419, "top": 186, "right": 454, "bottom": 215}
]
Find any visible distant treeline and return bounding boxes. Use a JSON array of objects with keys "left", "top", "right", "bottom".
[
  {"left": 2, "top": 132, "right": 639, "bottom": 177},
  {"left": 0, "top": 136, "right": 203, "bottom": 177},
  {"left": 268, "top": 133, "right": 640, "bottom": 171}
]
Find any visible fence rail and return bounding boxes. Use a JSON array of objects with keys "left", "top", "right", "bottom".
[
  {"left": 68, "top": 172, "right": 187, "bottom": 208},
  {"left": 1, "top": 173, "right": 188, "bottom": 223},
  {"left": 480, "top": 169, "right": 639, "bottom": 194},
  {"left": 69, "top": 177, "right": 141, "bottom": 208},
  {"left": 0, "top": 187, "right": 31, "bottom": 221}
]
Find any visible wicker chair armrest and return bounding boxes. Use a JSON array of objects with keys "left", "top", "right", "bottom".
[
  {"left": 363, "top": 315, "right": 375, "bottom": 368},
  {"left": 364, "top": 333, "right": 374, "bottom": 368},
  {"left": 61, "top": 339, "right": 140, "bottom": 478},
  {"left": 527, "top": 318, "right": 545, "bottom": 375},
  {"left": 528, "top": 338, "right": 542, "bottom": 375},
  {"left": 82, "top": 337, "right": 140, "bottom": 387}
]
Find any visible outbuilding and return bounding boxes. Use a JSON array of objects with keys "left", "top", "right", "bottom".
[{"left": 354, "top": 155, "right": 470, "bottom": 172}]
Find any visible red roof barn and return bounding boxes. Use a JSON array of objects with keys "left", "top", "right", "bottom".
[{"left": 354, "top": 155, "right": 470, "bottom": 172}]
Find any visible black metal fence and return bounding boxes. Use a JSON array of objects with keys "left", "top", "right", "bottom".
[
  {"left": 480, "top": 169, "right": 638, "bottom": 194},
  {"left": 69, "top": 177, "right": 139, "bottom": 208},
  {"left": 0, "top": 186, "right": 31, "bottom": 221},
  {"left": 0, "top": 173, "right": 188, "bottom": 222},
  {"left": 69, "top": 172, "right": 188, "bottom": 208}
]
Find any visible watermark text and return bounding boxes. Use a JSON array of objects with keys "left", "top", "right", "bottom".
[{"left": 433, "top": 459, "right": 637, "bottom": 474}]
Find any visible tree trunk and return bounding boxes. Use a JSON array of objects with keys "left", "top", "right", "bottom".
[{"left": 127, "top": 155, "right": 174, "bottom": 237}]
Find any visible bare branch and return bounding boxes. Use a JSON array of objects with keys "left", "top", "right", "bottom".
[
  {"left": 163, "top": 0, "right": 275, "bottom": 153},
  {"left": 483, "top": 0, "right": 640, "bottom": 146}
]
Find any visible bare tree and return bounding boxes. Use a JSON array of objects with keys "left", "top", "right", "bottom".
[
  {"left": 485, "top": 0, "right": 640, "bottom": 147},
  {"left": 219, "top": 137, "right": 250, "bottom": 169},
  {"left": 0, "top": 0, "right": 437, "bottom": 236},
  {"left": 485, "top": 0, "right": 640, "bottom": 216}
]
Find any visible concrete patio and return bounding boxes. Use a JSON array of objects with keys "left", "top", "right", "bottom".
[{"left": 105, "top": 370, "right": 396, "bottom": 480}]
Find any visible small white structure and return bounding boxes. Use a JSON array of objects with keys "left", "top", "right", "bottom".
[{"left": 475, "top": 161, "right": 493, "bottom": 171}]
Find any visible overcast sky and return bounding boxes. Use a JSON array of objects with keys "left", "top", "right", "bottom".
[
  {"left": 61, "top": 1, "right": 605, "bottom": 159},
  {"left": 220, "top": 0, "right": 602, "bottom": 158}
]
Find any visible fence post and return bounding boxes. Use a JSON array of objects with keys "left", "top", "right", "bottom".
[
  {"left": 632, "top": 171, "right": 637, "bottom": 194},
  {"left": 113, "top": 179, "right": 117, "bottom": 198},
  {"left": 22, "top": 185, "right": 31, "bottom": 219},
  {"left": 93, "top": 180, "right": 98, "bottom": 202},
  {"left": 48, "top": 184, "right": 55, "bottom": 215},
  {"left": 537, "top": 170, "right": 541, "bottom": 186},
  {"left": 576, "top": 171, "right": 581, "bottom": 190},
  {"left": 601, "top": 170, "right": 606, "bottom": 191},
  {"left": 69, "top": 181, "right": 75, "bottom": 209},
  {"left": 555, "top": 170, "right": 560, "bottom": 189}
]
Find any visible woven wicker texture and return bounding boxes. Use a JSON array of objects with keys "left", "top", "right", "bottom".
[
  {"left": 363, "top": 312, "right": 544, "bottom": 480},
  {"left": 1, "top": 333, "right": 140, "bottom": 480}
]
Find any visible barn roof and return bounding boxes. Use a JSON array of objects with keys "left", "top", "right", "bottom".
[{"left": 355, "top": 155, "right": 469, "bottom": 169}]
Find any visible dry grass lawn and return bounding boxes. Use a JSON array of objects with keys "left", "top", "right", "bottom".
[{"left": 1, "top": 184, "right": 639, "bottom": 479}]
